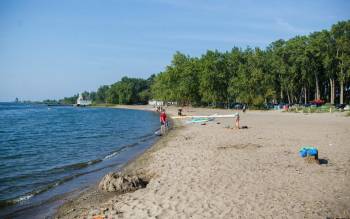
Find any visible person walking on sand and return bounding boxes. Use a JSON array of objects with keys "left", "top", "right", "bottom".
[{"left": 160, "top": 109, "right": 167, "bottom": 135}]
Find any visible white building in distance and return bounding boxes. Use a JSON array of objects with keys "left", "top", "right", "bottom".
[
  {"left": 148, "top": 100, "right": 164, "bottom": 106},
  {"left": 148, "top": 100, "right": 177, "bottom": 106},
  {"left": 76, "top": 93, "right": 92, "bottom": 106}
]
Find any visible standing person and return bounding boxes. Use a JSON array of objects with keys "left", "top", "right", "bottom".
[
  {"left": 160, "top": 109, "right": 167, "bottom": 135},
  {"left": 235, "top": 113, "right": 240, "bottom": 129},
  {"left": 242, "top": 104, "right": 247, "bottom": 113}
]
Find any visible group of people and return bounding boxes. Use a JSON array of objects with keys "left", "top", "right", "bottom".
[
  {"left": 156, "top": 106, "right": 164, "bottom": 112},
  {"left": 158, "top": 106, "right": 245, "bottom": 135}
]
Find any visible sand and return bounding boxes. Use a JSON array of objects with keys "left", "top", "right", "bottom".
[{"left": 56, "top": 107, "right": 350, "bottom": 218}]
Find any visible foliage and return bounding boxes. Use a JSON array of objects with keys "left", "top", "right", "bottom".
[
  {"left": 59, "top": 94, "right": 79, "bottom": 104},
  {"left": 105, "top": 77, "right": 151, "bottom": 104},
  {"left": 60, "top": 20, "right": 350, "bottom": 108},
  {"left": 150, "top": 20, "right": 350, "bottom": 107},
  {"left": 95, "top": 85, "right": 110, "bottom": 103}
]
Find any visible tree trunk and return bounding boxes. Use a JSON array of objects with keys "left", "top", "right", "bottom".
[
  {"left": 330, "top": 78, "right": 335, "bottom": 105},
  {"left": 304, "top": 86, "right": 307, "bottom": 104},
  {"left": 339, "top": 52, "right": 344, "bottom": 105},
  {"left": 280, "top": 89, "right": 283, "bottom": 102},
  {"left": 287, "top": 90, "right": 291, "bottom": 104},
  {"left": 340, "top": 80, "right": 344, "bottom": 104},
  {"left": 292, "top": 94, "right": 296, "bottom": 104},
  {"left": 315, "top": 76, "right": 320, "bottom": 100}
]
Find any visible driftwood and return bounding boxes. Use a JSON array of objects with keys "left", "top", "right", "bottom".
[{"left": 98, "top": 172, "right": 149, "bottom": 193}]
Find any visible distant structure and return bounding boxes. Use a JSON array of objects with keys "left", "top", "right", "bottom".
[
  {"left": 148, "top": 100, "right": 177, "bottom": 107},
  {"left": 14, "top": 97, "right": 19, "bottom": 103},
  {"left": 148, "top": 100, "right": 164, "bottom": 106},
  {"left": 76, "top": 93, "right": 92, "bottom": 106}
]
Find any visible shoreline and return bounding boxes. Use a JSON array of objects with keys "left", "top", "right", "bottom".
[
  {"left": 55, "top": 106, "right": 350, "bottom": 218},
  {"left": 55, "top": 108, "right": 179, "bottom": 218},
  {"left": 0, "top": 106, "right": 161, "bottom": 219}
]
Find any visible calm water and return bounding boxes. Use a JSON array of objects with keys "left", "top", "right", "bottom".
[{"left": 0, "top": 103, "right": 159, "bottom": 216}]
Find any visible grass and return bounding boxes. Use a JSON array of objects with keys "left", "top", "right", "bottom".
[{"left": 286, "top": 105, "right": 341, "bottom": 113}]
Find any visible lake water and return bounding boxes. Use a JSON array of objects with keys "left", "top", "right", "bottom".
[{"left": 0, "top": 103, "right": 160, "bottom": 217}]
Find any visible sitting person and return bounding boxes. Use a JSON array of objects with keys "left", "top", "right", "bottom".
[{"left": 178, "top": 108, "right": 182, "bottom": 116}]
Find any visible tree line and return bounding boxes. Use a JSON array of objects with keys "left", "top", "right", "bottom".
[
  {"left": 61, "top": 20, "right": 350, "bottom": 107},
  {"left": 60, "top": 76, "right": 155, "bottom": 105}
]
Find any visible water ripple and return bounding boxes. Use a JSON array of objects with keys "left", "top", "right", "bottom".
[{"left": 0, "top": 103, "right": 159, "bottom": 207}]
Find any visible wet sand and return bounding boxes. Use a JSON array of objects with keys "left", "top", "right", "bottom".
[{"left": 56, "top": 106, "right": 350, "bottom": 218}]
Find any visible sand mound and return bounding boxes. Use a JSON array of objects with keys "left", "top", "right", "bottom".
[{"left": 98, "top": 172, "right": 149, "bottom": 193}]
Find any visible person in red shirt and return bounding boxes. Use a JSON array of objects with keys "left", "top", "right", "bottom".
[{"left": 160, "top": 109, "right": 167, "bottom": 135}]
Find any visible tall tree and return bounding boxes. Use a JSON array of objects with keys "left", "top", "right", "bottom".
[
  {"left": 96, "top": 85, "right": 110, "bottom": 103},
  {"left": 266, "top": 39, "right": 287, "bottom": 103},
  {"left": 332, "top": 21, "right": 350, "bottom": 104},
  {"left": 199, "top": 50, "right": 230, "bottom": 106}
]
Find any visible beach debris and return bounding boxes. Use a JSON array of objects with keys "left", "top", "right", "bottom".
[
  {"left": 155, "top": 130, "right": 162, "bottom": 136},
  {"left": 299, "top": 146, "right": 319, "bottom": 164},
  {"left": 99, "top": 172, "right": 149, "bottom": 193},
  {"left": 67, "top": 208, "right": 76, "bottom": 214}
]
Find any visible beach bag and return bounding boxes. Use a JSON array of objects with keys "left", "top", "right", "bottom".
[
  {"left": 299, "top": 149, "right": 308, "bottom": 157},
  {"left": 307, "top": 148, "right": 318, "bottom": 156},
  {"left": 299, "top": 146, "right": 318, "bottom": 158}
]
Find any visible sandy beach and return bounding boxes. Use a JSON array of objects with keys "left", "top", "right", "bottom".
[{"left": 56, "top": 107, "right": 350, "bottom": 218}]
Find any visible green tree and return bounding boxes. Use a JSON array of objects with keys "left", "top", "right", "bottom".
[
  {"left": 266, "top": 39, "right": 287, "bottom": 103},
  {"left": 96, "top": 85, "right": 110, "bottom": 103},
  {"left": 230, "top": 48, "right": 274, "bottom": 106},
  {"left": 332, "top": 20, "right": 350, "bottom": 104},
  {"left": 61, "top": 20, "right": 350, "bottom": 107},
  {"left": 199, "top": 50, "right": 231, "bottom": 106},
  {"left": 106, "top": 77, "right": 149, "bottom": 104}
]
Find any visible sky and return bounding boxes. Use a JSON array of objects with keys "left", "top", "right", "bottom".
[{"left": 0, "top": 0, "right": 349, "bottom": 101}]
